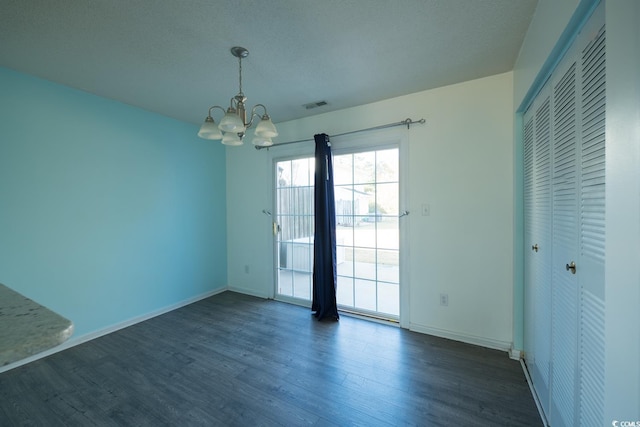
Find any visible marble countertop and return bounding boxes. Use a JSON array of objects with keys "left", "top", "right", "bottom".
[{"left": 0, "top": 283, "right": 74, "bottom": 366}]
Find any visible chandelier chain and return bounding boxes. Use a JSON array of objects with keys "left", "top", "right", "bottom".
[{"left": 238, "top": 55, "right": 243, "bottom": 95}]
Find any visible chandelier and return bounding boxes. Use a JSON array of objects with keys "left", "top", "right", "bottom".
[{"left": 197, "top": 46, "right": 278, "bottom": 146}]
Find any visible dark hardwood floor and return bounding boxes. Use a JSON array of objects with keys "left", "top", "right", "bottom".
[{"left": 0, "top": 291, "right": 541, "bottom": 426}]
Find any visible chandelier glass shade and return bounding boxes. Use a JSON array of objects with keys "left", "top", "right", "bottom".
[
  {"left": 222, "top": 132, "right": 243, "bottom": 146},
  {"left": 251, "top": 134, "right": 274, "bottom": 147},
  {"left": 198, "top": 47, "right": 278, "bottom": 146},
  {"left": 196, "top": 116, "right": 222, "bottom": 140}
]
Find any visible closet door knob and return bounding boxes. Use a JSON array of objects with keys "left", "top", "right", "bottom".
[
  {"left": 565, "top": 261, "right": 576, "bottom": 274},
  {"left": 532, "top": 244, "right": 539, "bottom": 252}
]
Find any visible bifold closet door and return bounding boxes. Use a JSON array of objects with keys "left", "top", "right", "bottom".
[
  {"left": 549, "top": 44, "right": 580, "bottom": 427},
  {"left": 575, "top": 5, "right": 606, "bottom": 425},
  {"left": 523, "top": 82, "right": 553, "bottom": 418},
  {"left": 523, "top": 3, "right": 605, "bottom": 426},
  {"left": 550, "top": 6, "right": 606, "bottom": 426}
]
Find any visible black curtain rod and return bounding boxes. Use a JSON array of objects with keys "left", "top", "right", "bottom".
[{"left": 254, "top": 118, "right": 425, "bottom": 150}]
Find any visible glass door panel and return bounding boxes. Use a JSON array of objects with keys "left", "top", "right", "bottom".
[
  {"left": 334, "top": 148, "right": 399, "bottom": 318},
  {"left": 275, "top": 158, "right": 314, "bottom": 301}
]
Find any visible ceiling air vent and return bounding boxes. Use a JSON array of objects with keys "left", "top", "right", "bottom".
[{"left": 303, "top": 100, "right": 328, "bottom": 110}]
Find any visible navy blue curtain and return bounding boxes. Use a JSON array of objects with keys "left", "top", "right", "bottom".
[{"left": 311, "top": 133, "right": 339, "bottom": 321}]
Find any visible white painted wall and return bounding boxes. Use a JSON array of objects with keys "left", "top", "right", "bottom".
[
  {"left": 604, "top": 0, "right": 640, "bottom": 420},
  {"left": 514, "top": 0, "right": 640, "bottom": 420},
  {"left": 227, "top": 72, "right": 515, "bottom": 350},
  {"left": 226, "top": 136, "right": 273, "bottom": 299}
]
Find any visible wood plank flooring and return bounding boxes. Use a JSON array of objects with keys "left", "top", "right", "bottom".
[{"left": 0, "top": 291, "right": 541, "bottom": 426}]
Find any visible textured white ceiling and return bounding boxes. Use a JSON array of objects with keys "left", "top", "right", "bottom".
[{"left": 0, "top": 0, "right": 538, "bottom": 125}]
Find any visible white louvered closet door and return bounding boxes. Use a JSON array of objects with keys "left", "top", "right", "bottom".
[
  {"left": 577, "top": 5, "right": 606, "bottom": 425},
  {"left": 523, "top": 83, "right": 553, "bottom": 419},
  {"left": 523, "top": 2, "right": 605, "bottom": 426},
  {"left": 550, "top": 43, "right": 580, "bottom": 427}
]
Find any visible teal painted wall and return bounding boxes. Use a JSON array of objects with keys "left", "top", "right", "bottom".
[{"left": 0, "top": 67, "right": 227, "bottom": 338}]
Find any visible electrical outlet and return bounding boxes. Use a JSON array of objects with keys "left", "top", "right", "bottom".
[
  {"left": 439, "top": 293, "right": 449, "bottom": 306},
  {"left": 421, "top": 203, "right": 430, "bottom": 216}
]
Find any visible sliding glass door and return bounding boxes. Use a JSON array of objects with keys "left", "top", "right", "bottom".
[{"left": 274, "top": 147, "right": 400, "bottom": 320}]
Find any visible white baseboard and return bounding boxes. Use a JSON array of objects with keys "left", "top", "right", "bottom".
[
  {"left": 509, "top": 348, "right": 523, "bottom": 360},
  {"left": 226, "top": 285, "right": 270, "bottom": 299},
  {"left": 0, "top": 287, "right": 226, "bottom": 374},
  {"left": 409, "top": 323, "right": 512, "bottom": 353}
]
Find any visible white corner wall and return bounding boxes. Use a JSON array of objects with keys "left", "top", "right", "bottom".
[
  {"left": 513, "top": 0, "right": 580, "bottom": 107},
  {"left": 226, "top": 72, "right": 515, "bottom": 350},
  {"left": 604, "top": 0, "right": 640, "bottom": 420}
]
